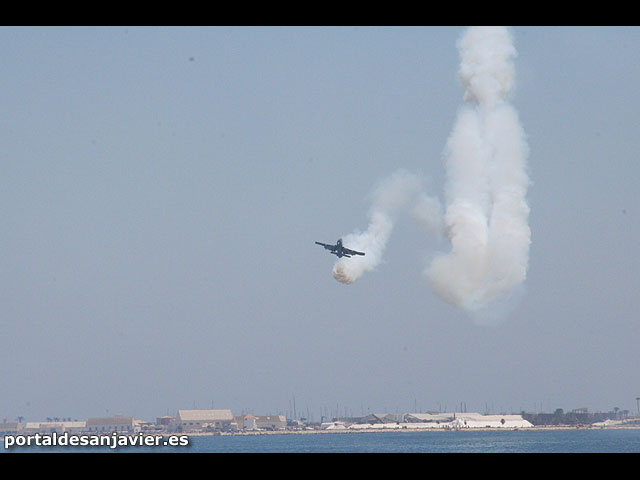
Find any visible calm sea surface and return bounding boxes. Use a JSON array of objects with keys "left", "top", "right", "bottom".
[{"left": 3, "top": 429, "right": 640, "bottom": 453}]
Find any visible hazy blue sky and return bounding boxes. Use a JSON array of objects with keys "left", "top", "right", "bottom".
[{"left": 2, "top": 26, "right": 639, "bottom": 422}]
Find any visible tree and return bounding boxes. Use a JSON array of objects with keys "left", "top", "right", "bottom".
[{"left": 553, "top": 409, "right": 564, "bottom": 425}]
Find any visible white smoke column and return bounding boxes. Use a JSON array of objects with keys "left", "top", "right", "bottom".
[
  {"left": 333, "top": 170, "right": 422, "bottom": 284},
  {"left": 413, "top": 192, "right": 444, "bottom": 237},
  {"left": 427, "top": 26, "right": 530, "bottom": 316}
]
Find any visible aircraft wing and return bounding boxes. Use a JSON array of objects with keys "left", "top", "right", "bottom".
[
  {"left": 315, "top": 242, "right": 336, "bottom": 251},
  {"left": 343, "top": 247, "right": 365, "bottom": 256}
]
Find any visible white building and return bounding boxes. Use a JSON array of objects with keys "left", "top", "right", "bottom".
[
  {"left": 0, "top": 421, "right": 22, "bottom": 436},
  {"left": 240, "top": 414, "right": 287, "bottom": 431},
  {"left": 174, "top": 409, "right": 235, "bottom": 432},
  {"left": 24, "top": 421, "right": 86, "bottom": 435},
  {"left": 85, "top": 415, "right": 135, "bottom": 433},
  {"left": 350, "top": 412, "right": 533, "bottom": 430},
  {"left": 321, "top": 421, "right": 348, "bottom": 430},
  {"left": 255, "top": 415, "right": 287, "bottom": 431},
  {"left": 243, "top": 414, "right": 259, "bottom": 431},
  {"left": 450, "top": 413, "right": 534, "bottom": 429}
]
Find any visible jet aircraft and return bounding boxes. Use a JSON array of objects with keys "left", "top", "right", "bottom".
[{"left": 315, "top": 239, "right": 365, "bottom": 258}]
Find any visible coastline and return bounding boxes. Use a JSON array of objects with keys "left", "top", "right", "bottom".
[{"left": 178, "top": 423, "right": 640, "bottom": 437}]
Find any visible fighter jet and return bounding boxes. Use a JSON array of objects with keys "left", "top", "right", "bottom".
[{"left": 315, "top": 239, "right": 365, "bottom": 258}]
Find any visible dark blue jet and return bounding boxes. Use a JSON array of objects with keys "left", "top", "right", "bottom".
[{"left": 315, "top": 239, "right": 365, "bottom": 258}]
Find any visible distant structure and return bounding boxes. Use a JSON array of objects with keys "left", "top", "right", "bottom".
[
  {"left": 24, "top": 421, "right": 86, "bottom": 435},
  {"left": 344, "top": 412, "right": 534, "bottom": 430},
  {"left": 0, "top": 421, "right": 23, "bottom": 436},
  {"left": 156, "top": 416, "right": 175, "bottom": 427},
  {"left": 3, "top": 403, "right": 637, "bottom": 437},
  {"left": 86, "top": 415, "right": 135, "bottom": 434},
  {"left": 240, "top": 414, "right": 287, "bottom": 431},
  {"left": 173, "top": 409, "right": 235, "bottom": 433}
]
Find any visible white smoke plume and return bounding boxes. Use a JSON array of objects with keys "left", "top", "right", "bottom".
[
  {"left": 330, "top": 27, "right": 530, "bottom": 322},
  {"left": 332, "top": 170, "right": 427, "bottom": 284},
  {"left": 426, "top": 26, "right": 531, "bottom": 315},
  {"left": 412, "top": 192, "right": 444, "bottom": 238}
]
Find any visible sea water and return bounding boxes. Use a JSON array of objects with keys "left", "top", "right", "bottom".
[{"left": 3, "top": 429, "right": 640, "bottom": 453}]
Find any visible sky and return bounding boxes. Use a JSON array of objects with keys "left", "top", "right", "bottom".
[{"left": 1, "top": 26, "right": 639, "bottom": 423}]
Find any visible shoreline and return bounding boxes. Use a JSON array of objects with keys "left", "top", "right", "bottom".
[{"left": 179, "top": 424, "right": 640, "bottom": 437}]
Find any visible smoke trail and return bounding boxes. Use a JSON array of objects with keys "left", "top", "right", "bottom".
[
  {"left": 332, "top": 170, "right": 424, "bottom": 284},
  {"left": 426, "top": 26, "right": 530, "bottom": 315},
  {"left": 329, "top": 26, "right": 530, "bottom": 320}
]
